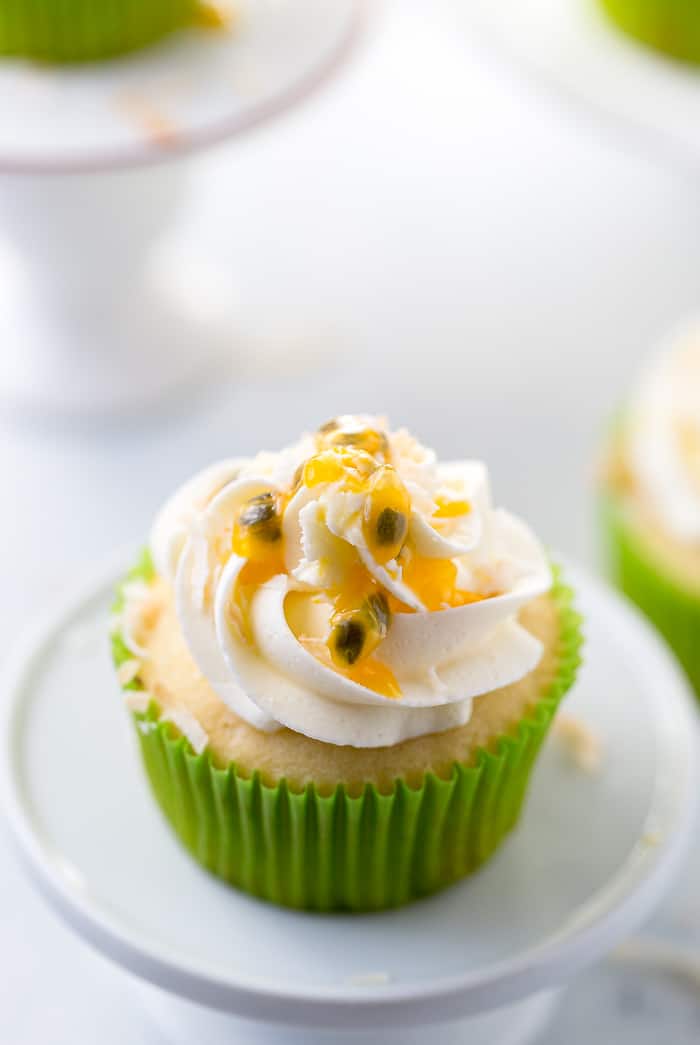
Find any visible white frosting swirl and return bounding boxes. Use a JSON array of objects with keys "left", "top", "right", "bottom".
[
  {"left": 149, "top": 418, "right": 551, "bottom": 748},
  {"left": 628, "top": 324, "right": 700, "bottom": 541}
]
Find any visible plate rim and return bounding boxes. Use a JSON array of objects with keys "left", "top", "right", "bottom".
[
  {"left": 1, "top": 551, "right": 698, "bottom": 1027},
  {"left": 0, "top": 0, "right": 365, "bottom": 175}
]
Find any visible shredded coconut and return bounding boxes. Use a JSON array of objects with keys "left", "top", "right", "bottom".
[
  {"left": 125, "top": 690, "right": 152, "bottom": 714},
  {"left": 117, "top": 93, "right": 179, "bottom": 147},
  {"left": 116, "top": 580, "right": 159, "bottom": 658},
  {"left": 551, "top": 713, "right": 603, "bottom": 773},
  {"left": 117, "top": 659, "right": 141, "bottom": 687},
  {"left": 160, "top": 708, "right": 209, "bottom": 755}
]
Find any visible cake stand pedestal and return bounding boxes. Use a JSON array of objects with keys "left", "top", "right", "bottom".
[
  {"left": 2, "top": 558, "right": 698, "bottom": 1045},
  {"left": 0, "top": 0, "right": 363, "bottom": 416},
  {"left": 135, "top": 983, "right": 561, "bottom": 1045}
]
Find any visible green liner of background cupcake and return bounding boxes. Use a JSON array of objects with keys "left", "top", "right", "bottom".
[
  {"left": 600, "top": 326, "right": 700, "bottom": 698},
  {"left": 111, "top": 418, "right": 583, "bottom": 911},
  {"left": 598, "top": 0, "right": 700, "bottom": 64},
  {"left": 0, "top": 0, "right": 227, "bottom": 63}
]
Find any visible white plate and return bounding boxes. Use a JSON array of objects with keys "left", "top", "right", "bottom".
[
  {"left": 454, "top": 0, "right": 700, "bottom": 173},
  {"left": 0, "top": 0, "right": 362, "bottom": 172},
  {"left": 1, "top": 557, "right": 697, "bottom": 1029}
]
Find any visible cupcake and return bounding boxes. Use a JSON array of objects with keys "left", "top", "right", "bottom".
[
  {"left": 0, "top": 0, "right": 225, "bottom": 63},
  {"left": 598, "top": 0, "right": 700, "bottom": 64},
  {"left": 112, "top": 416, "right": 582, "bottom": 911},
  {"left": 600, "top": 324, "right": 700, "bottom": 696}
]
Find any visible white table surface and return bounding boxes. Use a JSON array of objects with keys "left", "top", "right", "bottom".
[{"left": 2, "top": 2, "right": 700, "bottom": 1041}]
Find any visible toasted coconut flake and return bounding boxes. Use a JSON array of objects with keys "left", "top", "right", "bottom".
[
  {"left": 137, "top": 719, "right": 158, "bottom": 736},
  {"left": 118, "top": 659, "right": 141, "bottom": 687},
  {"left": 160, "top": 708, "right": 209, "bottom": 755},
  {"left": 117, "top": 94, "right": 179, "bottom": 148},
  {"left": 125, "top": 690, "right": 152, "bottom": 714},
  {"left": 117, "top": 580, "right": 160, "bottom": 658},
  {"left": 551, "top": 713, "right": 603, "bottom": 773}
]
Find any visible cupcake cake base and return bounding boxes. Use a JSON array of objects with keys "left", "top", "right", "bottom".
[{"left": 3, "top": 554, "right": 696, "bottom": 1041}]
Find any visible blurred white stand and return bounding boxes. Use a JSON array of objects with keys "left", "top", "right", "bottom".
[
  {"left": 0, "top": 168, "right": 233, "bottom": 413},
  {"left": 0, "top": 0, "right": 362, "bottom": 415},
  {"left": 136, "top": 983, "right": 561, "bottom": 1045}
]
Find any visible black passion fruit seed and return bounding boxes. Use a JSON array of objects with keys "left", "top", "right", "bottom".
[
  {"left": 362, "top": 465, "right": 411, "bottom": 565},
  {"left": 238, "top": 492, "right": 281, "bottom": 542},
  {"left": 328, "top": 593, "right": 392, "bottom": 668},
  {"left": 375, "top": 506, "right": 408, "bottom": 548},
  {"left": 330, "top": 617, "right": 366, "bottom": 666}
]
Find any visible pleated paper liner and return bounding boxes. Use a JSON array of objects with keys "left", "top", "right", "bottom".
[
  {"left": 0, "top": 0, "right": 224, "bottom": 63},
  {"left": 601, "top": 493, "right": 700, "bottom": 698},
  {"left": 113, "top": 557, "right": 583, "bottom": 912},
  {"left": 598, "top": 0, "right": 700, "bottom": 64}
]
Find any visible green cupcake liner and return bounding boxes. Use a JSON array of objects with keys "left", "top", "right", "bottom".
[
  {"left": 0, "top": 0, "right": 204, "bottom": 63},
  {"left": 113, "top": 555, "right": 583, "bottom": 912},
  {"left": 598, "top": 0, "right": 700, "bottom": 64},
  {"left": 601, "top": 492, "right": 700, "bottom": 698}
]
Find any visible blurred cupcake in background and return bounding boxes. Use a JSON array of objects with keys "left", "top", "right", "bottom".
[
  {"left": 601, "top": 323, "right": 700, "bottom": 696},
  {"left": 0, "top": 0, "right": 228, "bottom": 63},
  {"left": 598, "top": 0, "right": 700, "bottom": 65}
]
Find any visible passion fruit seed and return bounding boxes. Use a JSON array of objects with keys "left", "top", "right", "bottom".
[
  {"left": 328, "top": 592, "right": 392, "bottom": 668},
  {"left": 362, "top": 465, "right": 410, "bottom": 565},
  {"left": 329, "top": 617, "right": 366, "bottom": 666},
  {"left": 237, "top": 492, "right": 282, "bottom": 542},
  {"left": 375, "top": 506, "right": 408, "bottom": 548}
]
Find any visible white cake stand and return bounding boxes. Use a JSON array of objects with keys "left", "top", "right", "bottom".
[
  {"left": 1, "top": 558, "right": 698, "bottom": 1045},
  {"left": 0, "top": 0, "right": 363, "bottom": 415},
  {"left": 451, "top": 0, "right": 700, "bottom": 175}
]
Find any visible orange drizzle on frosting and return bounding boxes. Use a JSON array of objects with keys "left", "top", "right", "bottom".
[
  {"left": 433, "top": 496, "right": 471, "bottom": 519},
  {"left": 296, "top": 634, "right": 401, "bottom": 699},
  {"left": 303, "top": 448, "right": 376, "bottom": 491},
  {"left": 224, "top": 419, "right": 493, "bottom": 698},
  {"left": 398, "top": 553, "right": 485, "bottom": 613}
]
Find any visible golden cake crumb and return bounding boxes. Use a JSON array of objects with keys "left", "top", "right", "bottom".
[
  {"left": 551, "top": 713, "right": 603, "bottom": 774},
  {"left": 117, "top": 658, "right": 141, "bottom": 687}
]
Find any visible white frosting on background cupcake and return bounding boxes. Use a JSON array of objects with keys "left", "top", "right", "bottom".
[
  {"left": 628, "top": 324, "right": 700, "bottom": 541},
  {"left": 147, "top": 417, "right": 552, "bottom": 748}
]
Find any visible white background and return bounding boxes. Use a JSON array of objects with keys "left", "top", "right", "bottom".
[{"left": 2, "top": 1, "right": 700, "bottom": 1040}]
